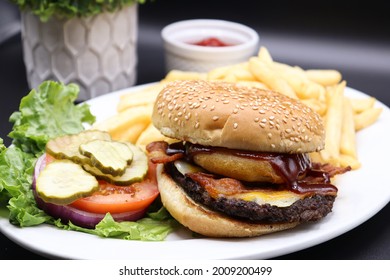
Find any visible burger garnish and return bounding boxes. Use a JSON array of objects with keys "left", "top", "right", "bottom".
[{"left": 148, "top": 80, "right": 350, "bottom": 237}]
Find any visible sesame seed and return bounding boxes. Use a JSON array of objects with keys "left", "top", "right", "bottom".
[
  {"left": 267, "top": 133, "right": 272, "bottom": 139},
  {"left": 233, "top": 123, "right": 238, "bottom": 129},
  {"left": 212, "top": 116, "right": 219, "bottom": 121}
]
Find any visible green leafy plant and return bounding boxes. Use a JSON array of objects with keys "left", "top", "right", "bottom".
[{"left": 10, "top": 0, "right": 148, "bottom": 22}]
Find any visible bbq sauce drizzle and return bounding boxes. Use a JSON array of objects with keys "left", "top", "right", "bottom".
[{"left": 167, "top": 142, "right": 337, "bottom": 194}]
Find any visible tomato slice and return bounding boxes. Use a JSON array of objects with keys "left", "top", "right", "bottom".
[{"left": 70, "top": 161, "right": 159, "bottom": 214}]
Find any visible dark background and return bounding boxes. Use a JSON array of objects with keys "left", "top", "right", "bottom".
[{"left": 1, "top": 0, "right": 389, "bottom": 259}]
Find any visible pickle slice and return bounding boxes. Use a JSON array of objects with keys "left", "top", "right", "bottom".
[
  {"left": 83, "top": 143, "right": 148, "bottom": 186},
  {"left": 36, "top": 160, "right": 99, "bottom": 205},
  {"left": 46, "top": 130, "right": 112, "bottom": 164},
  {"left": 79, "top": 139, "right": 133, "bottom": 176}
]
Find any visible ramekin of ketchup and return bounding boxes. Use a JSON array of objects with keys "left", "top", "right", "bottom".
[{"left": 161, "top": 19, "right": 259, "bottom": 73}]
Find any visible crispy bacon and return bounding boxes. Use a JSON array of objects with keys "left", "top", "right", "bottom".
[
  {"left": 186, "top": 161, "right": 349, "bottom": 198},
  {"left": 186, "top": 172, "right": 248, "bottom": 198},
  {"left": 186, "top": 162, "right": 347, "bottom": 199},
  {"left": 312, "top": 162, "right": 351, "bottom": 178},
  {"left": 146, "top": 141, "right": 184, "bottom": 164}
]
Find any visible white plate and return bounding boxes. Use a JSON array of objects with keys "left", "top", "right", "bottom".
[{"left": 1, "top": 84, "right": 390, "bottom": 260}]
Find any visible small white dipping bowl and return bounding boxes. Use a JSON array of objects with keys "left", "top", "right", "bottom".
[{"left": 161, "top": 19, "right": 260, "bottom": 73}]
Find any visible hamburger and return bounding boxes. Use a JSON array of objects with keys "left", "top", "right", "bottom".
[{"left": 147, "top": 80, "right": 350, "bottom": 237}]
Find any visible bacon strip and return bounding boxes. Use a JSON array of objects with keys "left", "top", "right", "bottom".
[
  {"left": 312, "top": 162, "right": 351, "bottom": 178},
  {"left": 187, "top": 172, "right": 248, "bottom": 198},
  {"left": 146, "top": 141, "right": 184, "bottom": 164}
]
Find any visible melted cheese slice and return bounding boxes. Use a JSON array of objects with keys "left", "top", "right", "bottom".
[
  {"left": 174, "top": 159, "right": 205, "bottom": 174},
  {"left": 174, "top": 160, "right": 304, "bottom": 207},
  {"left": 232, "top": 191, "right": 303, "bottom": 207}
]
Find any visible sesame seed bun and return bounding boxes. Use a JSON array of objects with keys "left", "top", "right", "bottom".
[
  {"left": 152, "top": 80, "right": 325, "bottom": 153},
  {"left": 156, "top": 164, "right": 299, "bottom": 237}
]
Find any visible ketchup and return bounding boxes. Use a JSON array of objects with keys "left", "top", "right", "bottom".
[{"left": 191, "top": 37, "right": 232, "bottom": 47}]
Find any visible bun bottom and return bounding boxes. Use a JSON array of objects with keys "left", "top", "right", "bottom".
[{"left": 156, "top": 164, "right": 299, "bottom": 238}]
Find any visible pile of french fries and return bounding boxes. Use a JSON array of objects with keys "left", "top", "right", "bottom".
[{"left": 92, "top": 46, "right": 382, "bottom": 170}]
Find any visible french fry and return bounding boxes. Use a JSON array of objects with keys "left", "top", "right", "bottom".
[
  {"left": 92, "top": 104, "right": 153, "bottom": 141},
  {"left": 339, "top": 154, "right": 361, "bottom": 170},
  {"left": 257, "top": 46, "right": 273, "bottom": 63},
  {"left": 207, "top": 63, "right": 253, "bottom": 81},
  {"left": 236, "top": 81, "right": 269, "bottom": 90},
  {"left": 269, "top": 62, "right": 325, "bottom": 99},
  {"left": 305, "top": 69, "right": 342, "bottom": 86},
  {"left": 117, "top": 83, "right": 165, "bottom": 112},
  {"left": 350, "top": 97, "right": 376, "bottom": 114},
  {"left": 283, "top": 72, "right": 325, "bottom": 100},
  {"left": 249, "top": 57, "right": 297, "bottom": 99},
  {"left": 227, "top": 64, "right": 255, "bottom": 81},
  {"left": 320, "top": 81, "right": 346, "bottom": 162},
  {"left": 354, "top": 107, "right": 383, "bottom": 131},
  {"left": 222, "top": 72, "right": 237, "bottom": 82},
  {"left": 115, "top": 121, "right": 151, "bottom": 143},
  {"left": 163, "top": 70, "right": 207, "bottom": 81},
  {"left": 309, "top": 152, "right": 326, "bottom": 164},
  {"left": 207, "top": 65, "right": 233, "bottom": 80},
  {"left": 340, "top": 97, "right": 357, "bottom": 158}
]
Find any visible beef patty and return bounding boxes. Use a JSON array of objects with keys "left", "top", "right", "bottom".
[{"left": 165, "top": 162, "right": 335, "bottom": 224}]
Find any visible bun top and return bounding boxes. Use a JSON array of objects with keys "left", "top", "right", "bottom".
[{"left": 152, "top": 80, "right": 325, "bottom": 153}]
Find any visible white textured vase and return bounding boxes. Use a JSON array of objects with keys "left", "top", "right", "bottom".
[{"left": 21, "top": 5, "right": 138, "bottom": 101}]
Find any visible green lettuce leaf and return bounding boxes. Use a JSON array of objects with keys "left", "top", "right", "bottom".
[
  {"left": 56, "top": 208, "right": 178, "bottom": 242},
  {"left": 0, "top": 145, "right": 52, "bottom": 226},
  {"left": 8, "top": 81, "right": 95, "bottom": 156}
]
